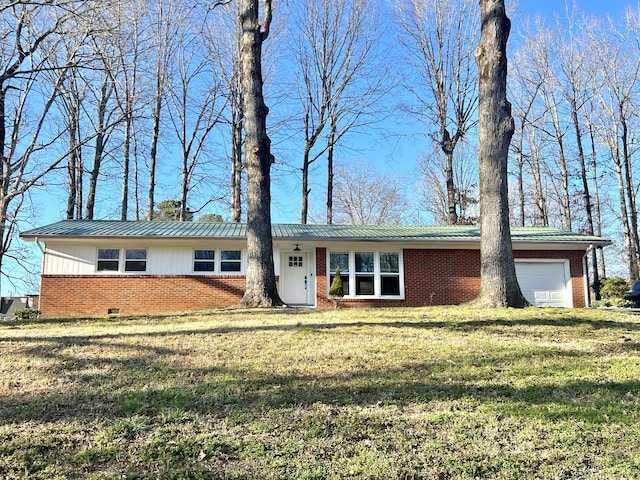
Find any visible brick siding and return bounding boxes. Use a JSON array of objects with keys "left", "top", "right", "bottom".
[
  {"left": 40, "top": 275, "right": 247, "bottom": 318},
  {"left": 316, "top": 247, "right": 587, "bottom": 309}
]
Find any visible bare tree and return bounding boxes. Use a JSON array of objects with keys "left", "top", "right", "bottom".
[
  {"left": 56, "top": 58, "right": 86, "bottom": 220},
  {"left": 475, "top": 0, "right": 528, "bottom": 308},
  {"left": 166, "top": 7, "right": 228, "bottom": 222},
  {"left": 333, "top": 160, "right": 408, "bottom": 225},
  {"left": 590, "top": 13, "right": 640, "bottom": 280},
  {"left": 214, "top": 1, "right": 245, "bottom": 223},
  {"left": 147, "top": 0, "right": 178, "bottom": 221},
  {"left": 555, "top": 13, "right": 603, "bottom": 296},
  {"left": 394, "top": 0, "right": 479, "bottom": 224},
  {"left": 294, "top": 0, "right": 387, "bottom": 224},
  {"left": 84, "top": 69, "right": 117, "bottom": 220},
  {"left": 0, "top": 0, "right": 96, "bottom": 293},
  {"left": 238, "top": 0, "right": 283, "bottom": 307},
  {"left": 509, "top": 41, "right": 544, "bottom": 226},
  {"left": 416, "top": 144, "right": 478, "bottom": 224}
]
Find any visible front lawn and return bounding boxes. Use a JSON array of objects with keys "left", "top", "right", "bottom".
[{"left": 1, "top": 307, "right": 639, "bottom": 479}]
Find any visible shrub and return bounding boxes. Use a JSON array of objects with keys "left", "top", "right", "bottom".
[
  {"left": 328, "top": 268, "right": 344, "bottom": 299},
  {"left": 12, "top": 308, "right": 40, "bottom": 320},
  {"left": 328, "top": 268, "right": 344, "bottom": 308},
  {"left": 599, "top": 277, "right": 630, "bottom": 299},
  {"left": 591, "top": 298, "right": 634, "bottom": 308}
]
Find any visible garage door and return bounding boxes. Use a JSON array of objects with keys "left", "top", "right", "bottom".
[{"left": 515, "top": 261, "right": 570, "bottom": 307}]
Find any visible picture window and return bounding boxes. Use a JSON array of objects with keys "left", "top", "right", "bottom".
[{"left": 329, "top": 251, "right": 402, "bottom": 298}]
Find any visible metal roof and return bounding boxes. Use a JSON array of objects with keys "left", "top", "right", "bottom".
[{"left": 19, "top": 220, "right": 611, "bottom": 246}]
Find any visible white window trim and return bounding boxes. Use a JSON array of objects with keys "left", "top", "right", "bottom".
[
  {"left": 192, "top": 248, "right": 245, "bottom": 275},
  {"left": 96, "top": 248, "right": 121, "bottom": 273},
  {"left": 328, "top": 250, "right": 405, "bottom": 299},
  {"left": 96, "top": 248, "right": 149, "bottom": 274},
  {"left": 193, "top": 249, "right": 216, "bottom": 273}
]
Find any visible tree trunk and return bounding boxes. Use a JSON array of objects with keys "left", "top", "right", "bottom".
[
  {"left": 181, "top": 148, "right": 189, "bottom": 221},
  {"left": 148, "top": 77, "right": 162, "bottom": 221},
  {"left": 326, "top": 120, "right": 337, "bottom": 225},
  {"left": 231, "top": 72, "right": 244, "bottom": 223},
  {"left": 301, "top": 143, "right": 312, "bottom": 224},
  {"left": 474, "top": 0, "right": 528, "bottom": 308},
  {"left": 612, "top": 139, "right": 640, "bottom": 280},
  {"left": 442, "top": 133, "right": 458, "bottom": 224},
  {"left": 572, "top": 99, "right": 600, "bottom": 299},
  {"left": 546, "top": 92, "right": 572, "bottom": 230},
  {"left": 231, "top": 104, "right": 243, "bottom": 222},
  {"left": 66, "top": 109, "right": 79, "bottom": 220},
  {"left": 120, "top": 112, "right": 131, "bottom": 221},
  {"left": 239, "top": 0, "right": 283, "bottom": 307},
  {"left": 231, "top": 7, "right": 244, "bottom": 224},
  {"left": 516, "top": 131, "right": 525, "bottom": 227},
  {"left": 588, "top": 121, "right": 606, "bottom": 279},
  {"left": 85, "top": 76, "right": 112, "bottom": 220},
  {"left": 531, "top": 142, "right": 548, "bottom": 227}
]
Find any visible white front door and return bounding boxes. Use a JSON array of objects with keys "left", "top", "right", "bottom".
[{"left": 281, "top": 252, "right": 309, "bottom": 305}]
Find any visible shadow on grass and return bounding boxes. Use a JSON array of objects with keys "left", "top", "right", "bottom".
[
  {"left": 3, "top": 314, "right": 639, "bottom": 346},
  {"left": 2, "top": 308, "right": 639, "bottom": 432},
  {"left": 1, "top": 340, "right": 637, "bottom": 428}
]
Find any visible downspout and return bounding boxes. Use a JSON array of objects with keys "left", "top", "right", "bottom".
[
  {"left": 35, "top": 237, "right": 45, "bottom": 254},
  {"left": 583, "top": 245, "right": 594, "bottom": 308},
  {"left": 35, "top": 237, "right": 45, "bottom": 314}
]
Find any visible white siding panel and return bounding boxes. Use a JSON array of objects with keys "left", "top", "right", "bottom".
[
  {"left": 43, "top": 241, "right": 247, "bottom": 276},
  {"left": 44, "top": 245, "right": 96, "bottom": 275},
  {"left": 148, "top": 247, "right": 193, "bottom": 275}
]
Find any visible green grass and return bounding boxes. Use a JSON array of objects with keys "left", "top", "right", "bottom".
[{"left": 1, "top": 307, "right": 639, "bottom": 479}]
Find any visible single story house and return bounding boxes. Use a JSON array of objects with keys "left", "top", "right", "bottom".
[{"left": 20, "top": 220, "right": 611, "bottom": 318}]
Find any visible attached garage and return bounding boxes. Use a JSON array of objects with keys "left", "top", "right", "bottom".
[{"left": 515, "top": 260, "right": 571, "bottom": 307}]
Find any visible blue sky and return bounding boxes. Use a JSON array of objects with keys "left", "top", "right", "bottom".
[
  {"left": 524, "top": 0, "right": 637, "bottom": 15},
  {"left": 519, "top": 0, "right": 635, "bottom": 16}
]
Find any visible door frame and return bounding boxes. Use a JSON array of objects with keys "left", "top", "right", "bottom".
[{"left": 280, "top": 249, "right": 315, "bottom": 306}]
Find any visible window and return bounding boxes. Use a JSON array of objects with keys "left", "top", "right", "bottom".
[
  {"left": 97, "top": 249, "right": 120, "bottom": 271},
  {"left": 221, "top": 250, "right": 241, "bottom": 272},
  {"left": 355, "top": 252, "right": 375, "bottom": 295},
  {"left": 328, "top": 250, "right": 403, "bottom": 298},
  {"left": 380, "top": 252, "right": 400, "bottom": 296},
  {"left": 329, "top": 252, "right": 350, "bottom": 296},
  {"left": 125, "top": 249, "right": 147, "bottom": 272},
  {"left": 289, "top": 255, "right": 303, "bottom": 267},
  {"left": 194, "top": 250, "right": 215, "bottom": 272}
]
